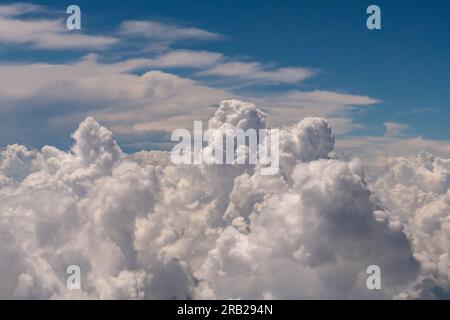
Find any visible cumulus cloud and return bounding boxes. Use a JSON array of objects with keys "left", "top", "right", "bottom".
[
  {"left": 0, "top": 3, "right": 383, "bottom": 148},
  {"left": 0, "top": 55, "right": 231, "bottom": 148},
  {"left": 0, "top": 3, "right": 44, "bottom": 16},
  {"left": 2, "top": 99, "right": 446, "bottom": 299},
  {"left": 146, "top": 50, "right": 224, "bottom": 69},
  {"left": 372, "top": 151, "right": 450, "bottom": 298},
  {"left": 249, "top": 90, "right": 379, "bottom": 135}
]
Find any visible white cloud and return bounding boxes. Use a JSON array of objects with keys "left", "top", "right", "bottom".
[
  {"left": 0, "top": 5, "right": 226, "bottom": 51},
  {"left": 200, "top": 61, "right": 315, "bottom": 84},
  {"left": 372, "top": 151, "right": 450, "bottom": 298},
  {"left": 0, "top": 4, "right": 117, "bottom": 49},
  {"left": 0, "top": 3, "right": 44, "bottom": 16},
  {"left": 0, "top": 4, "right": 448, "bottom": 300},
  {"left": 0, "top": 3, "right": 381, "bottom": 142},
  {"left": 336, "top": 135, "right": 450, "bottom": 169},
  {"left": 119, "top": 20, "right": 223, "bottom": 41},
  {"left": 146, "top": 50, "right": 223, "bottom": 68},
  {"left": 3, "top": 99, "right": 447, "bottom": 299},
  {"left": 384, "top": 122, "right": 410, "bottom": 137},
  {"left": 0, "top": 53, "right": 381, "bottom": 148},
  {"left": 287, "top": 90, "right": 379, "bottom": 105}
]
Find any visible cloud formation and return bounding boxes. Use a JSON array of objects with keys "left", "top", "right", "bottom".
[
  {"left": 0, "top": 3, "right": 384, "bottom": 149},
  {"left": 2, "top": 99, "right": 447, "bottom": 299},
  {"left": 0, "top": 52, "right": 379, "bottom": 150},
  {"left": 384, "top": 122, "right": 410, "bottom": 137},
  {"left": 0, "top": 3, "right": 117, "bottom": 49},
  {"left": 200, "top": 61, "right": 315, "bottom": 84},
  {"left": 373, "top": 151, "right": 450, "bottom": 298},
  {"left": 119, "top": 20, "right": 223, "bottom": 41},
  {"left": 1, "top": 3, "right": 448, "bottom": 300}
]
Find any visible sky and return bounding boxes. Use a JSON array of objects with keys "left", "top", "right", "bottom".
[
  {"left": 1, "top": 1, "right": 450, "bottom": 300},
  {"left": 0, "top": 0, "right": 448, "bottom": 155}
]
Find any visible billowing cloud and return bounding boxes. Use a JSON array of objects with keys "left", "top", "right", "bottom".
[
  {"left": 1, "top": 2, "right": 448, "bottom": 300},
  {"left": 372, "top": 151, "right": 450, "bottom": 298},
  {"left": 0, "top": 54, "right": 231, "bottom": 147},
  {"left": 0, "top": 51, "right": 380, "bottom": 150},
  {"left": 2, "top": 99, "right": 447, "bottom": 299},
  {"left": 0, "top": 3, "right": 44, "bottom": 16},
  {"left": 247, "top": 90, "right": 379, "bottom": 136}
]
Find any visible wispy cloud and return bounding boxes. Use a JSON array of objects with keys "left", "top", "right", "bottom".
[
  {"left": 119, "top": 20, "right": 223, "bottom": 41},
  {"left": 0, "top": 54, "right": 380, "bottom": 147},
  {"left": 200, "top": 61, "right": 316, "bottom": 84},
  {"left": 0, "top": 3, "right": 117, "bottom": 49},
  {"left": 0, "top": 3, "right": 44, "bottom": 17},
  {"left": 145, "top": 50, "right": 223, "bottom": 68},
  {"left": 337, "top": 135, "right": 450, "bottom": 168},
  {"left": 384, "top": 121, "right": 410, "bottom": 137},
  {"left": 251, "top": 90, "right": 379, "bottom": 132},
  {"left": 0, "top": 3, "right": 381, "bottom": 147}
]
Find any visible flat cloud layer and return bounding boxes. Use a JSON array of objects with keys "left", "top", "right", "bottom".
[{"left": 0, "top": 100, "right": 448, "bottom": 299}]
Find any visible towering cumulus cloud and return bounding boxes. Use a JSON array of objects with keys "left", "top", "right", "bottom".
[{"left": 0, "top": 100, "right": 447, "bottom": 299}]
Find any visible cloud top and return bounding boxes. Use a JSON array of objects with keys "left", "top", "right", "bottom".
[{"left": 1, "top": 100, "right": 446, "bottom": 299}]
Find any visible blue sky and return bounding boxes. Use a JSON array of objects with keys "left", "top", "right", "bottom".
[{"left": 0, "top": 0, "right": 449, "bottom": 154}]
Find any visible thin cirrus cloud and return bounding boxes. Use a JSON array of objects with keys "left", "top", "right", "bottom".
[
  {"left": 0, "top": 4, "right": 221, "bottom": 51},
  {"left": 336, "top": 135, "right": 450, "bottom": 168},
  {"left": 1, "top": 3, "right": 450, "bottom": 300},
  {"left": 145, "top": 50, "right": 224, "bottom": 68},
  {"left": 1, "top": 100, "right": 448, "bottom": 299},
  {"left": 119, "top": 20, "right": 223, "bottom": 42},
  {"left": 0, "top": 2, "right": 382, "bottom": 149},
  {"left": 0, "top": 2, "right": 44, "bottom": 16},
  {"left": 384, "top": 121, "right": 410, "bottom": 137},
  {"left": 0, "top": 54, "right": 232, "bottom": 148},
  {"left": 131, "top": 50, "right": 315, "bottom": 85},
  {"left": 118, "top": 20, "right": 314, "bottom": 85},
  {"left": 0, "top": 53, "right": 381, "bottom": 149},
  {"left": 199, "top": 61, "right": 316, "bottom": 84},
  {"left": 0, "top": 3, "right": 117, "bottom": 49},
  {"left": 250, "top": 90, "right": 379, "bottom": 134},
  {"left": 0, "top": 3, "right": 314, "bottom": 85},
  {"left": 137, "top": 51, "right": 315, "bottom": 85}
]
